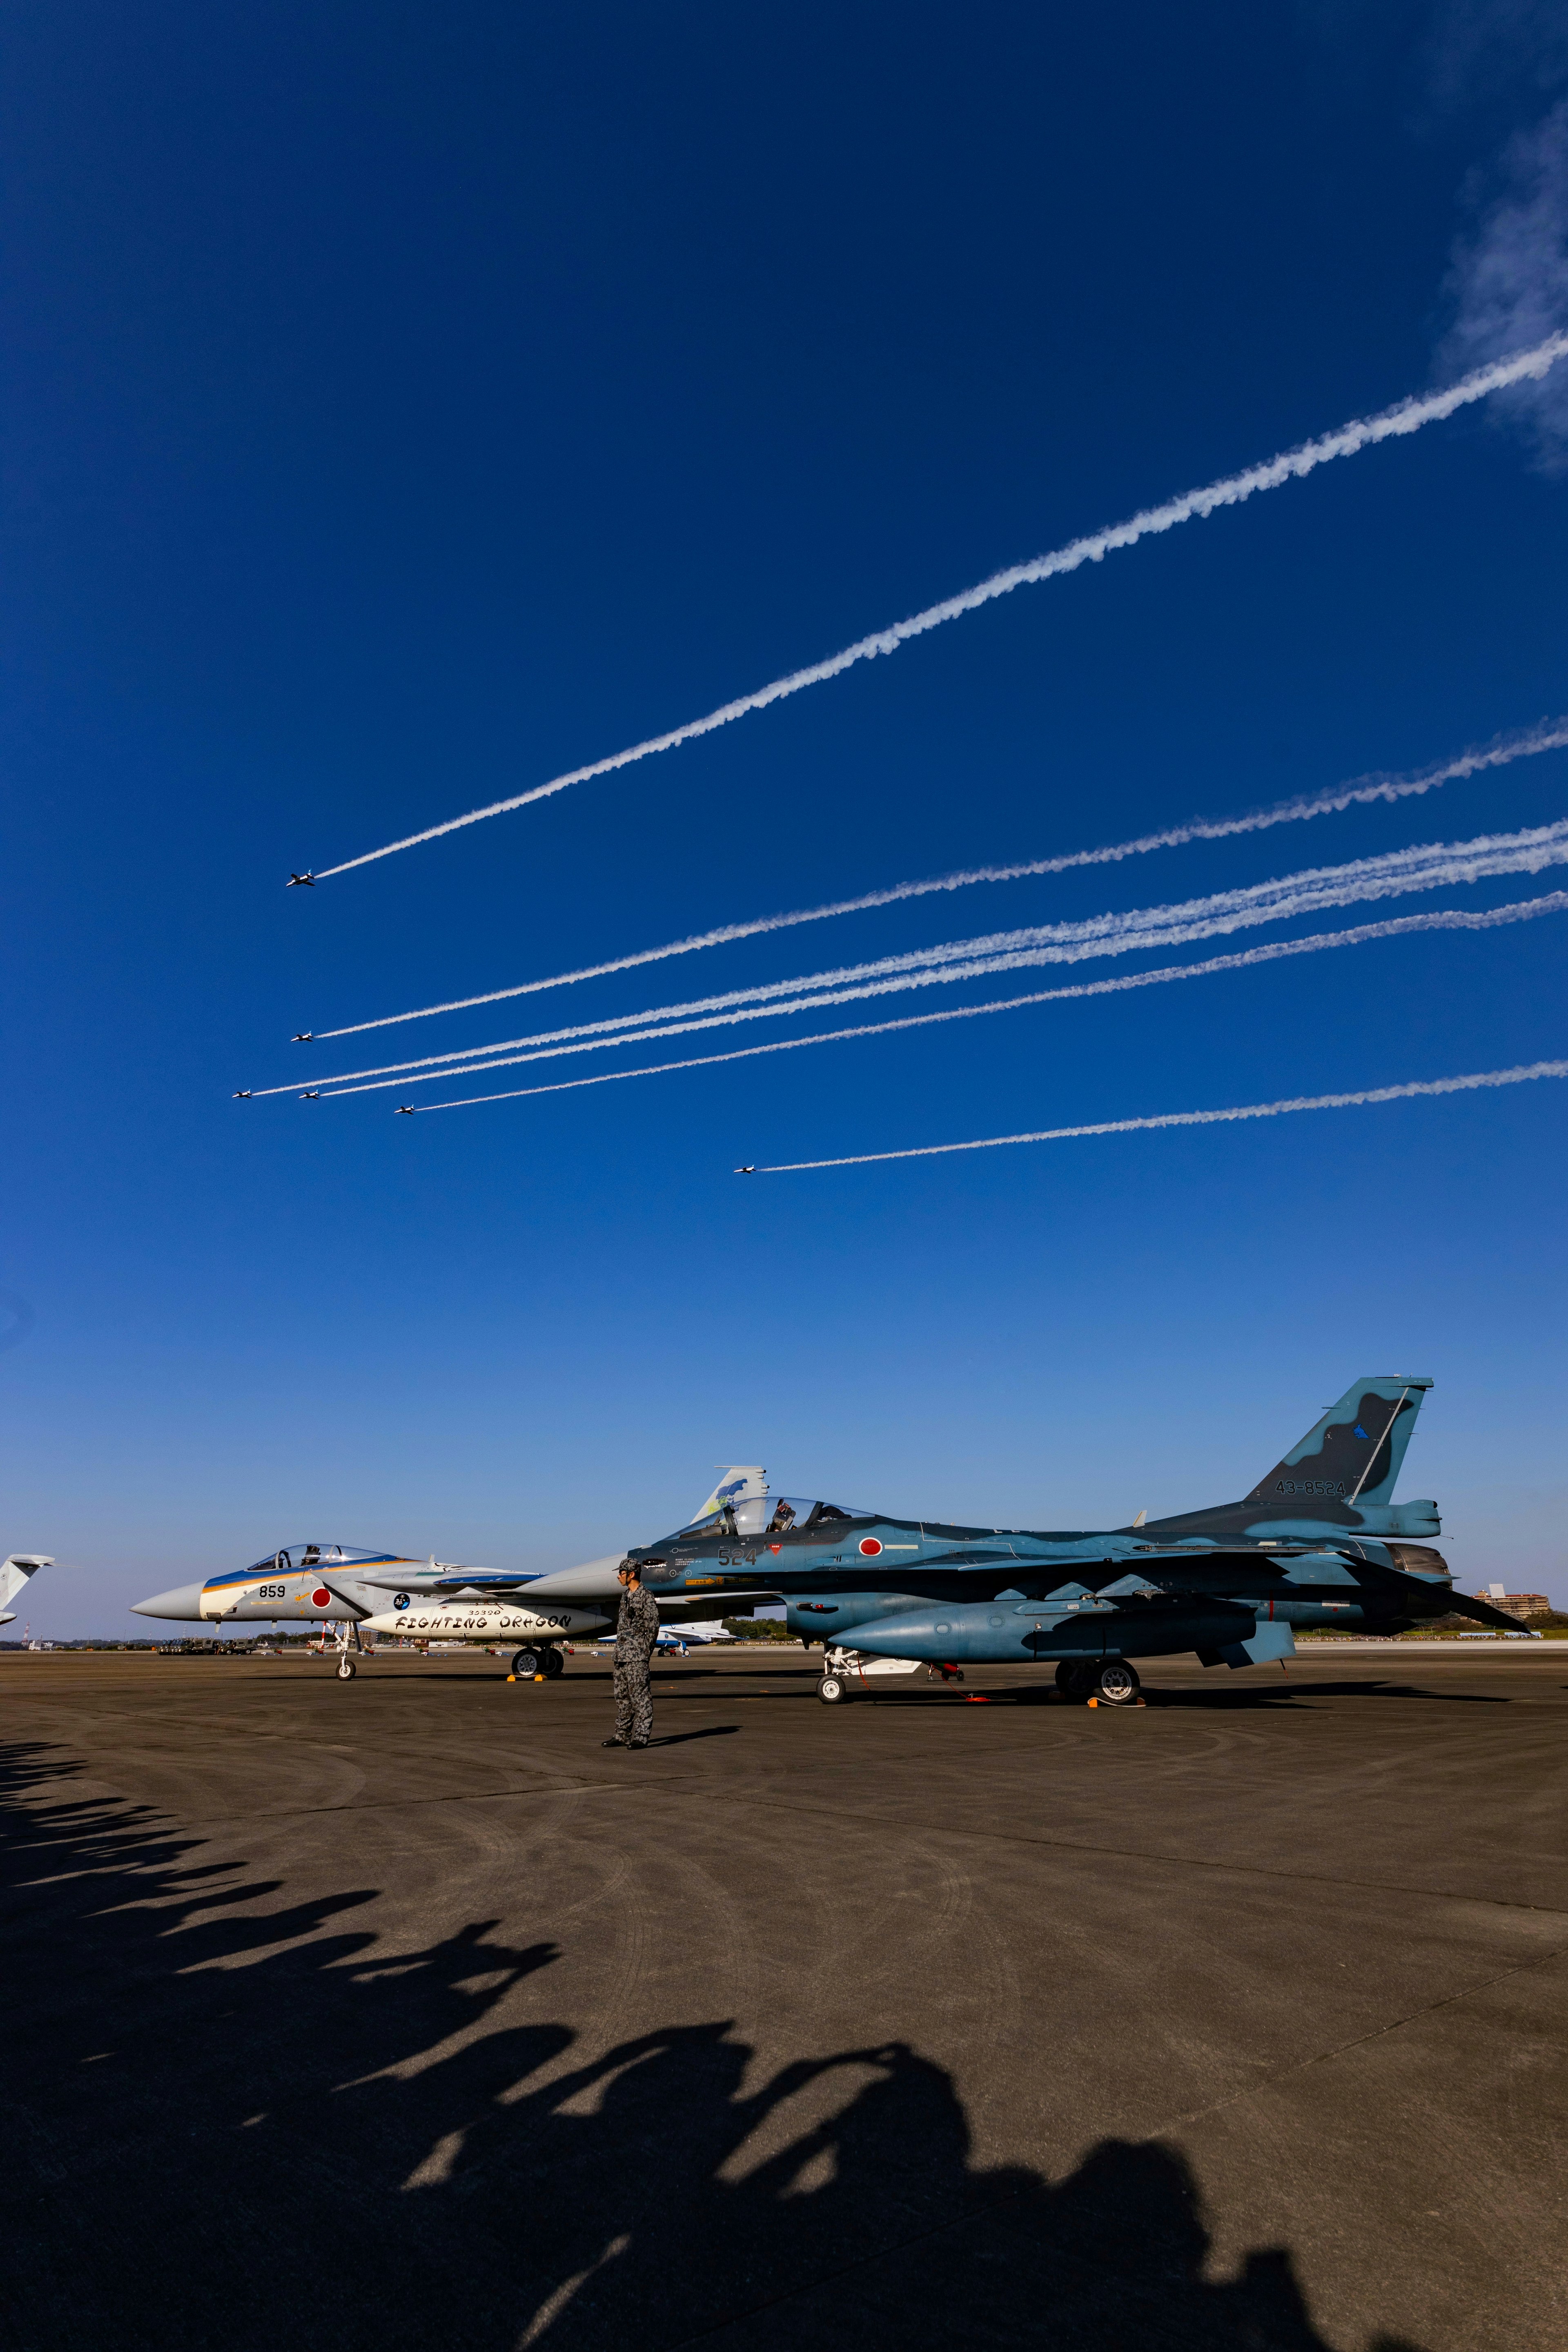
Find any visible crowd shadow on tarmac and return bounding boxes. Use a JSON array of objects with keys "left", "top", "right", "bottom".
[{"left": 1, "top": 1738, "right": 1423, "bottom": 2352}]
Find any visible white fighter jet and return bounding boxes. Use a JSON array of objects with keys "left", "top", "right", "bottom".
[{"left": 130, "top": 1471, "right": 775, "bottom": 1683}]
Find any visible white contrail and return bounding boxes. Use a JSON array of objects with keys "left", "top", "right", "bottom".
[
  {"left": 306, "top": 335, "right": 1568, "bottom": 881},
  {"left": 325, "top": 893, "right": 1568, "bottom": 1106},
  {"left": 307, "top": 715, "right": 1568, "bottom": 1040},
  {"left": 260, "top": 819, "right": 1568, "bottom": 1095},
  {"left": 752, "top": 1060, "right": 1568, "bottom": 1174}
]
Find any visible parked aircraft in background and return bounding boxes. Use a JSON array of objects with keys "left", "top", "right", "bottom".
[
  {"left": 581, "top": 1377, "right": 1525, "bottom": 1707},
  {"left": 130, "top": 1472, "right": 775, "bottom": 1681},
  {"left": 1, "top": 1554, "right": 65, "bottom": 1628}
]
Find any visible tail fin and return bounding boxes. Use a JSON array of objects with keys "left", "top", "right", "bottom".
[
  {"left": 0, "top": 1554, "right": 53, "bottom": 1624},
  {"left": 1245, "top": 1379, "right": 1430, "bottom": 1510},
  {"left": 690, "top": 1467, "right": 768, "bottom": 1522}
]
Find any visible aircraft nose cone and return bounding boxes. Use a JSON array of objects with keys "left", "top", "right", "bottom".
[{"left": 131, "top": 1583, "right": 206, "bottom": 1619}]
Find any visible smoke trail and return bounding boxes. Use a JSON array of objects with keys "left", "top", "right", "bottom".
[
  {"left": 307, "top": 337, "right": 1568, "bottom": 881},
  {"left": 752, "top": 1061, "right": 1568, "bottom": 1174},
  {"left": 309, "top": 715, "right": 1568, "bottom": 1041},
  {"left": 1443, "top": 102, "right": 1568, "bottom": 472},
  {"left": 264, "top": 819, "right": 1568, "bottom": 1094},
  {"left": 323, "top": 893, "right": 1568, "bottom": 1106}
]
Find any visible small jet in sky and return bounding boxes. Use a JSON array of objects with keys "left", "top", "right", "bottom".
[
  {"left": 298, "top": 1090, "right": 321, "bottom": 1101},
  {"left": 581, "top": 1380, "right": 1530, "bottom": 1709},
  {"left": 232, "top": 1090, "right": 252, "bottom": 1100},
  {"left": 287, "top": 872, "right": 315, "bottom": 887},
  {"left": 292, "top": 1033, "right": 313, "bottom": 1042},
  {"left": 735, "top": 1165, "right": 756, "bottom": 1174},
  {"left": 395, "top": 1105, "right": 415, "bottom": 1115}
]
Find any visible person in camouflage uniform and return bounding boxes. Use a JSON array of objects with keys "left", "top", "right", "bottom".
[{"left": 604, "top": 1559, "right": 659, "bottom": 1748}]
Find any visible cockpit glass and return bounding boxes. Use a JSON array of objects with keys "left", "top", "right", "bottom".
[
  {"left": 243, "top": 1542, "right": 394, "bottom": 1574},
  {"left": 668, "top": 1497, "right": 872, "bottom": 1541}
]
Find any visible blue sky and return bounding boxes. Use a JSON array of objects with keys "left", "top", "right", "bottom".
[{"left": 3, "top": 0, "right": 1565, "bottom": 1633}]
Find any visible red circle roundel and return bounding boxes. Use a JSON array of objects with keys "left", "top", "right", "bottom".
[
  {"left": 311, "top": 1586, "right": 332, "bottom": 1608},
  {"left": 858, "top": 1537, "right": 883, "bottom": 1557}
]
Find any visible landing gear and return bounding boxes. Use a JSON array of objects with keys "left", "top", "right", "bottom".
[
  {"left": 328, "top": 1620, "right": 367, "bottom": 1681},
  {"left": 818, "top": 1672, "right": 850, "bottom": 1704},
  {"left": 511, "top": 1646, "right": 541, "bottom": 1679},
  {"left": 1055, "top": 1658, "right": 1141, "bottom": 1704},
  {"left": 1094, "top": 1659, "right": 1141, "bottom": 1706},
  {"left": 541, "top": 1646, "right": 564, "bottom": 1678}
]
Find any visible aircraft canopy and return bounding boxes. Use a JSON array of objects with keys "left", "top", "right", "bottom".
[
  {"left": 671, "top": 1495, "right": 872, "bottom": 1540},
  {"left": 245, "top": 1542, "right": 399, "bottom": 1573}
]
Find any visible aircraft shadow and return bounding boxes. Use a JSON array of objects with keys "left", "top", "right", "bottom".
[{"left": 0, "top": 1737, "right": 1425, "bottom": 2352}]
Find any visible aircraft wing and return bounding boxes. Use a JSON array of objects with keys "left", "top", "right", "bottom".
[{"left": 1385, "top": 1576, "right": 1528, "bottom": 1631}]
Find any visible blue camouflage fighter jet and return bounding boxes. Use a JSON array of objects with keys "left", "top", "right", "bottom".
[{"left": 604, "top": 1378, "right": 1523, "bottom": 1705}]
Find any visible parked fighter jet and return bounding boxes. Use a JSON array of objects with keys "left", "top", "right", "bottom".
[
  {"left": 287, "top": 873, "right": 315, "bottom": 887},
  {"left": 577, "top": 1379, "right": 1523, "bottom": 1706},
  {"left": 130, "top": 1473, "right": 773, "bottom": 1681}
]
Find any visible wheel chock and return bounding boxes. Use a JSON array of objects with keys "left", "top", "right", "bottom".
[
  {"left": 964, "top": 1693, "right": 992, "bottom": 1704},
  {"left": 534, "top": 1673, "right": 546, "bottom": 1682},
  {"left": 1086, "top": 1695, "right": 1098, "bottom": 1707}
]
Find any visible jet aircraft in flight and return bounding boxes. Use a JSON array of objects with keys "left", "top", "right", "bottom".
[
  {"left": 571, "top": 1378, "right": 1521, "bottom": 1706},
  {"left": 287, "top": 873, "right": 315, "bottom": 887}
]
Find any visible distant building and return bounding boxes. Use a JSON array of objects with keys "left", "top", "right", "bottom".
[{"left": 1479, "top": 1585, "right": 1552, "bottom": 1619}]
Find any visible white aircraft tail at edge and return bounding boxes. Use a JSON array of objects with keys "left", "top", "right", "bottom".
[{"left": 1, "top": 1555, "right": 64, "bottom": 1627}]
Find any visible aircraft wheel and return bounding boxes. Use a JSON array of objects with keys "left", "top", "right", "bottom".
[
  {"left": 511, "top": 1647, "right": 541, "bottom": 1679},
  {"left": 1095, "top": 1659, "right": 1141, "bottom": 1706},
  {"left": 818, "top": 1673, "right": 851, "bottom": 1704},
  {"left": 336, "top": 1658, "right": 356, "bottom": 1681},
  {"left": 1057, "top": 1660, "right": 1097, "bottom": 1700},
  {"left": 541, "top": 1646, "right": 564, "bottom": 1678}
]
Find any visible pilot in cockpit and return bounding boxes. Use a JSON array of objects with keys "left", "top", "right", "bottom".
[
  {"left": 768, "top": 1500, "right": 796, "bottom": 1534},
  {"left": 302, "top": 1545, "right": 321, "bottom": 1567}
]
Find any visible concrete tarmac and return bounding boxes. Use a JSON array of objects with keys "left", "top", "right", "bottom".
[{"left": 2, "top": 1648, "right": 1564, "bottom": 2352}]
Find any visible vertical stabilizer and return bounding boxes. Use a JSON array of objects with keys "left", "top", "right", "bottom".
[
  {"left": 0, "top": 1555, "right": 54, "bottom": 1625},
  {"left": 692, "top": 1467, "right": 768, "bottom": 1520},
  {"left": 1245, "top": 1379, "right": 1430, "bottom": 1511}
]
